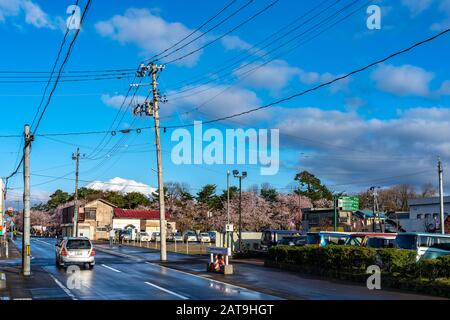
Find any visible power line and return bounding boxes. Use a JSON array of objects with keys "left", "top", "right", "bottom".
[
  {"left": 144, "top": 0, "right": 239, "bottom": 62},
  {"left": 32, "top": 0, "right": 92, "bottom": 135},
  {"left": 164, "top": 27, "right": 450, "bottom": 129},
  {"left": 2, "top": 0, "right": 92, "bottom": 185},
  {"left": 163, "top": 0, "right": 281, "bottom": 65},
  {"left": 165, "top": 0, "right": 363, "bottom": 111},
  {"left": 30, "top": 0, "right": 80, "bottom": 130},
  {"left": 167, "top": 0, "right": 339, "bottom": 95}
]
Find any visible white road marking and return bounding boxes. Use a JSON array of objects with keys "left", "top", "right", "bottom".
[
  {"left": 48, "top": 274, "right": 77, "bottom": 300},
  {"left": 101, "top": 264, "right": 121, "bottom": 273},
  {"left": 33, "top": 238, "right": 53, "bottom": 246},
  {"left": 145, "top": 261, "right": 249, "bottom": 292},
  {"left": 144, "top": 281, "right": 188, "bottom": 300},
  {"left": 99, "top": 246, "right": 269, "bottom": 297}
]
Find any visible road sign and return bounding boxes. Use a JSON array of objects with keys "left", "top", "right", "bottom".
[
  {"left": 338, "top": 196, "right": 359, "bottom": 211},
  {"left": 225, "top": 224, "right": 234, "bottom": 232}
]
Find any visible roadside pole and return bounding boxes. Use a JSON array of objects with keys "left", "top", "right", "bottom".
[
  {"left": 333, "top": 196, "right": 337, "bottom": 232},
  {"left": 72, "top": 148, "right": 80, "bottom": 237},
  {"left": 438, "top": 158, "right": 445, "bottom": 234},
  {"left": 151, "top": 63, "right": 167, "bottom": 262},
  {"left": 226, "top": 170, "right": 230, "bottom": 249},
  {"left": 23, "top": 124, "right": 32, "bottom": 276},
  {"left": 131, "top": 63, "right": 167, "bottom": 262},
  {"left": 0, "top": 178, "right": 4, "bottom": 256}
]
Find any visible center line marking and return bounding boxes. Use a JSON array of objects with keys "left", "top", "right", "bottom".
[
  {"left": 144, "top": 281, "right": 189, "bottom": 300},
  {"left": 101, "top": 264, "right": 121, "bottom": 273}
]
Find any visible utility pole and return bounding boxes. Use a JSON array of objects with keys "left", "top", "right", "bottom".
[
  {"left": 72, "top": 148, "right": 80, "bottom": 237},
  {"left": 23, "top": 124, "right": 32, "bottom": 276},
  {"left": 132, "top": 62, "right": 167, "bottom": 261},
  {"left": 370, "top": 186, "right": 380, "bottom": 232},
  {"left": 438, "top": 158, "right": 445, "bottom": 234},
  {"left": 333, "top": 195, "right": 337, "bottom": 232},
  {"left": 226, "top": 170, "right": 230, "bottom": 248},
  {"left": 233, "top": 170, "right": 247, "bottom": 252}
]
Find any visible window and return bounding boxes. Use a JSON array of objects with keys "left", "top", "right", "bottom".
[
  {"left": 433, "top": 214, "right": 439, "bottom": 219},
  {"left": 395, "top": 234, "right": 417, "bottom": 250},
  {"left": 85, "top": 208, "right": 96, "bottom": 220},
  {"left": 96, "top": 227, "right": 107, "bottom": 232},
  {"left": 425, "top": 213, "right": 431, "bottom": 220},
  {"left": 417, "top": 214, "right": 423, "bottom": 219},
  {"left": 431, "top": 237, "right": 450, "bottom": 251}
]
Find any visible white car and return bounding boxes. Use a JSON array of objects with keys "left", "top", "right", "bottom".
[
  {"left": 198, "top": 232, "right": 211, "bottom": 243},
  {"left": 183, "top": 231, "right": 197, "bottom": 242},
  {"left": 139, "top": 232, "right": 151, "bottom": 242}
]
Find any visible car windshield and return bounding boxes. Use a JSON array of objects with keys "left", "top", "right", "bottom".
[
  {"left": 323, "top": 236, "right": 348, "bottom": 245},
  {"left": 395, "top": 234, "right": 417, "bottom": 250},
  {"left": 307, "top": 234, "right": 320, "bottom": 244},
  {"left": 66, "top": 239, "right": 91, "bottom": 249},
  {"left": 200, "top": 233, "right": 208, "bottom": 236}
]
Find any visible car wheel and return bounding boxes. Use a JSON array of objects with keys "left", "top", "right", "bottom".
[{"left": 89, "top": 263, "right": 95, "bottom": 270}]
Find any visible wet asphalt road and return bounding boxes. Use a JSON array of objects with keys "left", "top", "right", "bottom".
[
  {"left": 10, "top": 237, "right": 279, "bottom": 300},
  {"left": 92, "top": 243, "right": 445, "bottom": 300},
  {"left": 6, "top": 237, "right": 445, "bottom": 300}
]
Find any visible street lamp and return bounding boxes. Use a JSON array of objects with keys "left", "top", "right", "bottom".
[
  {"left": 233, "top": 170, "right": 247, "bottom": 252},
  {"left": 369, "top": 186, "right": 380, "bottom": 232}
]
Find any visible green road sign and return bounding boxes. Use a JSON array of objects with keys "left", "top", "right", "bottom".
[{"left": 338, "top": 196, "right": 359, "bottom": 211}]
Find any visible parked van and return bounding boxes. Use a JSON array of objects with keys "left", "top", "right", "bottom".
[
  {"left": 261, "top": 230, "right": 301, "bottom": 250},
  {"left": 306, "top": 231, "right": 351, "bottom": 247},
  {"left": 345, "top": 233, "right": 397, "bottom": 247},
  {"left": 394, "top": 232, "right": 450, "bottom": 261}
]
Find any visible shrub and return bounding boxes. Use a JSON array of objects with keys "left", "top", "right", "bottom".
[{"left": 375, "top": 248, "right": 416, "bottom": 275}]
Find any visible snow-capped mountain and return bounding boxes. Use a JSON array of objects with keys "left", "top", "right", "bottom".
[{"left": 86, "top": 177, "right": 156, "bottom": 197}]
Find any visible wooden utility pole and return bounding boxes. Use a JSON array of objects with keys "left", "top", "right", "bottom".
[
  {"left": 151, "top": 63, "right": 167, "bottom": 262},
  {"left": 23, "top": 124, "right": 32, "bottom": 276},
  {"left": 438, "top": 158, "right": 445, "bottom": 234},
  {"left": 72, "top": 148, "right": 80, "bottom": 237},
  {"left": 131, "top": 63, "right": 167, "bottom": 261}
]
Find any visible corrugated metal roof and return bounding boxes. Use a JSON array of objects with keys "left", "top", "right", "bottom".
[
  {"left": 113, "top": 208, "right": 169, "bottom": 220},
  {"left": 408, "top": 196, "right": 450, "bottom": 206}
]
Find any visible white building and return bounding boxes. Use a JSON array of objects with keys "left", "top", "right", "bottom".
[{"left": 405, "top": 196, "right": 450, "bottom": 232}]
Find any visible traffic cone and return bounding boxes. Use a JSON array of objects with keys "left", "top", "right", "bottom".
[
  {"left": 214, "top": 255, "right": 220, "bottom": 272},
  {"left": 220, "top": 255, "right": 225, "bottom": 267}
]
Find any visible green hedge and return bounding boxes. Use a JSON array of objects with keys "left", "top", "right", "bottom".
[{"left": 267, "top": 245, "right": 449, "bottom": 280}]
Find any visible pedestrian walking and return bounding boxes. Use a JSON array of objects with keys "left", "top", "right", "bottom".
[{"left": 109, "top": 228, "right": 115, "bottom": 247}]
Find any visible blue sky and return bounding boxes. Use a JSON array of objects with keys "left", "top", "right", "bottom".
[{"left": 1, "top": 0, "right": 450, "bottom": 204}]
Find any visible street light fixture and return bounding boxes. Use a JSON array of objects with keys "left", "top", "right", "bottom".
[{"left": 233, "top": 170, "right": 247, "bottom": 252}]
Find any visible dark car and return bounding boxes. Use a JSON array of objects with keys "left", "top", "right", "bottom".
[{"left": 276, "top": 236, "right": 307, "bottom": 247}]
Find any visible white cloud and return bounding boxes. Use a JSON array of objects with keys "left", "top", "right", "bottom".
[
  {"left": 371, "top": 64, "right": 434, "bottom": 97},
  {"left": 439, "top": 80, "right": 450, "bottom": 95},
  {"left": 101, "top": 94, "right": 148, "bottom": 109},
  {"left": 221, "top": 35, "right": 252, "bottom": 51},
  {"left": 401, "top": 0, "right": 433, "bottom": 16},
  {"left": 430, "top": 0, "right": 450, "bottom": 31},
  {"left": 233, "top": 60, "right": 300, "bottom": 91},
  {"left": 231, "top": 59, "right": 350, "bottom": 93},
  {"left": 273, "top": 106, "right": 450, "bottom": 190},
  {"left": 0, "top": 0, "right": 54, "bottom": 28},
  {"left": 95, "top": 8, "right": 204, "bottom": 67},
  {"left": 165, "top": 84, "right": 268, "bottom": 123},
  {"left": 345, "top": 97, "right": 366, "bottom": 111},
  {"left": 86, "top": 177, "right": 156, "bottom": 197},
  {"left": 298, "top": 69, "right": 351, "bottom": 93}
]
